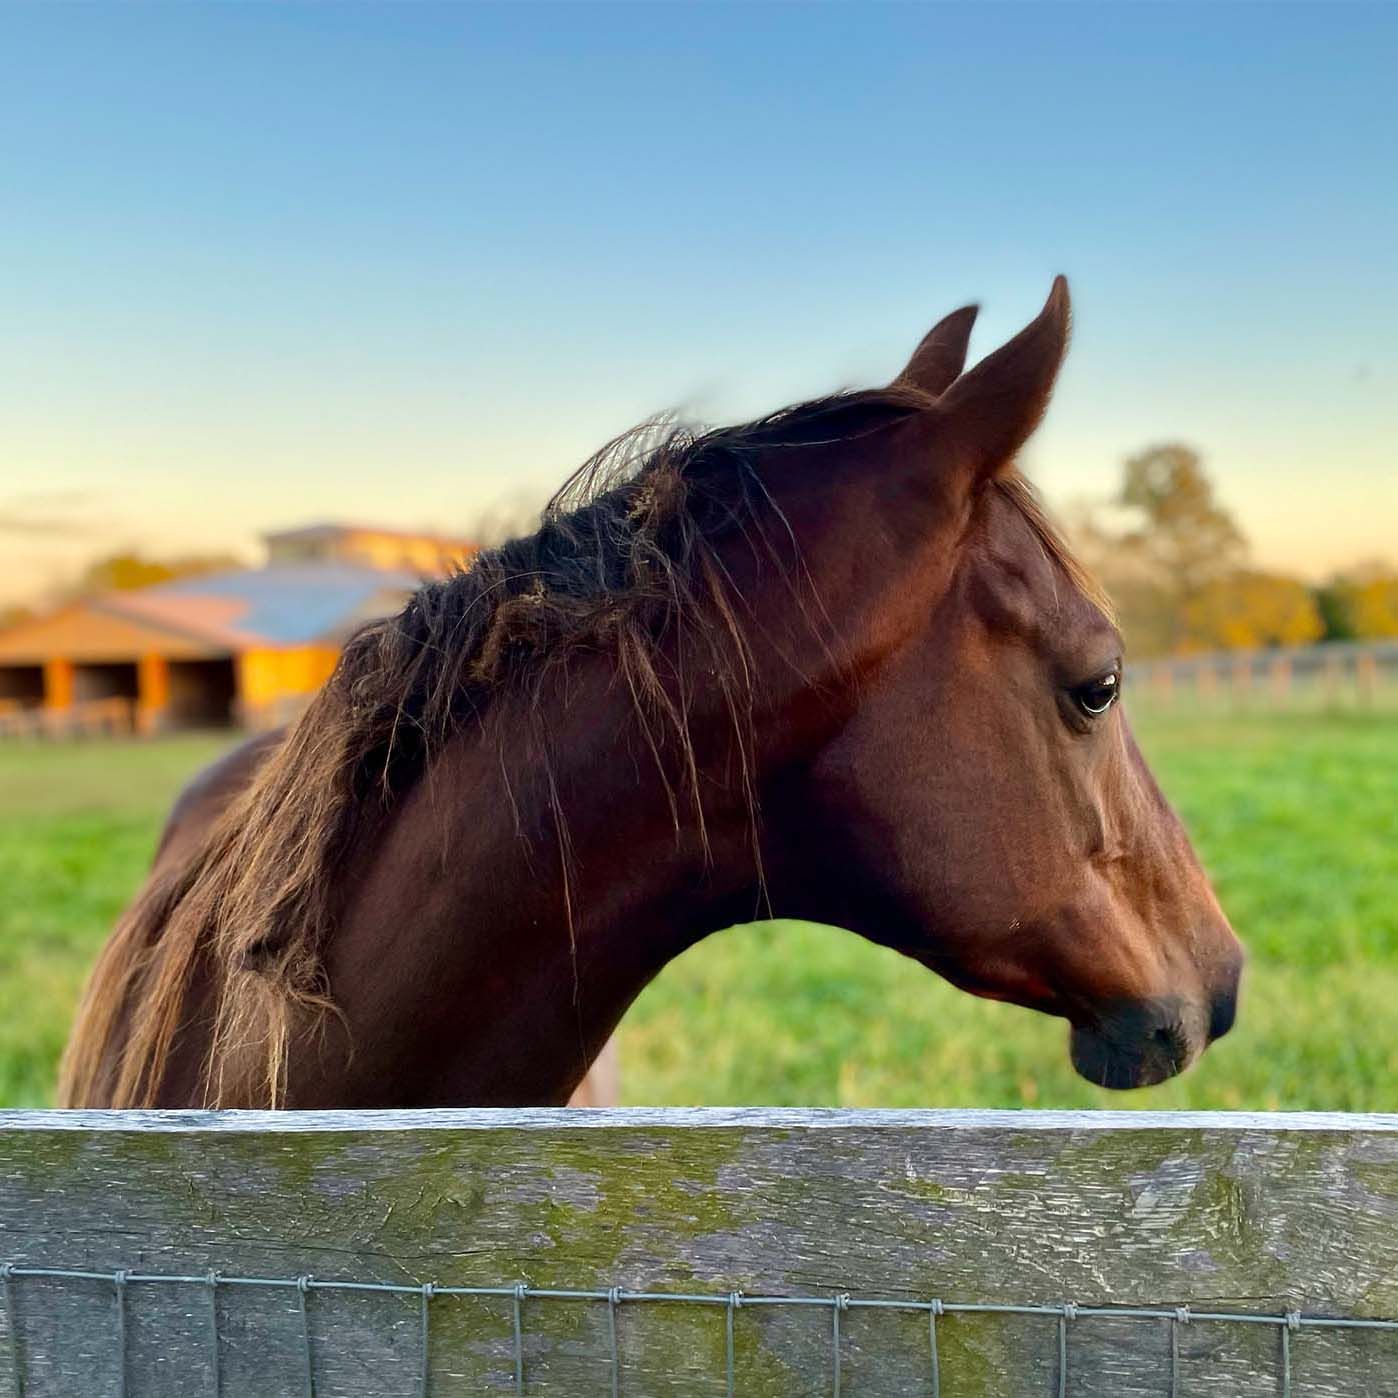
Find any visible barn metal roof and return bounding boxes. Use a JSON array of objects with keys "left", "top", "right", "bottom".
[{"left": 97, "top": 564, "right": 421, "bottom": 650}]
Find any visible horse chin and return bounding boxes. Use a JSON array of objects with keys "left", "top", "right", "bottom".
[{"left": 1069, "top": 1016, "right": 1194, "bottom": 1091}]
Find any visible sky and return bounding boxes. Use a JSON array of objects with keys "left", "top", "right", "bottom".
[{"left": 1, "top": 2, "right": 1395, "bottom": 605}]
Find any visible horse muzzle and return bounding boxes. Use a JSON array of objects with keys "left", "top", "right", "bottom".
[{"left": 1069, "top": 996, "right": 1208, "bottom": 1090}]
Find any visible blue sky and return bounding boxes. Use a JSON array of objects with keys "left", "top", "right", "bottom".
[{"left": 2, "top": 2, "right": 1394, "bottom": 602}]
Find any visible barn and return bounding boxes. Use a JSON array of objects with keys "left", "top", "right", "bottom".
[{"left": 0, "top": 524, "right": 475, "bottom": 737}]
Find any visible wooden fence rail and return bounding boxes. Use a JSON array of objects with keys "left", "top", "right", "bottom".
[
  {"left": 1, "top": 1108, "right": 1396, "bottom": 1396},
  {"left": 1128, "top": 639, "right": 1397, "bottom": 712}
]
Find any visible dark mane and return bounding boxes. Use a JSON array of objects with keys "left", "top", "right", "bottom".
[
  {"left": 357, "top": 391, "right": 923, "bottom": 776},
  {"left": 57, "top": 386, "right": 932, "bottom": 1108}
]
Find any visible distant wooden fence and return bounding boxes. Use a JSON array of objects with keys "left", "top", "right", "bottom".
[
  {"left": 0, "top": 694, "right": 308, "bottom": 740},
  {"left": 1129, "top": 640, "right": 1396, "bottom": 712},
  {"left": 0, "top": 697, "right": 137, "bottom": 741},
  {"left": 1, "top": 1109, "right": 1396, "bottom": 1395}
]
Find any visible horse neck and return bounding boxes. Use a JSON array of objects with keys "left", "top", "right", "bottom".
[{"left": 298, "top": 660, "right": 771, "bottom": 1107}]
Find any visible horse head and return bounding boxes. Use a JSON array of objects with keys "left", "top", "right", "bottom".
[{"left": 752, "top": 280, "right": 1243, "bottom": 1088}]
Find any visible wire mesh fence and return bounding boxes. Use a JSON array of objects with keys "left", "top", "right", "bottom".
[
  {"left": 4, "top": 1109, "right": 1398, "bottom": 1396},
  {"left": 4, "top": 1263, "right": 1398, "bottom": 1398}
]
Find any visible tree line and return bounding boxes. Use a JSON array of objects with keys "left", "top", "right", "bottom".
[{"left": 1077, "top": 443, "right": 1397, "bottom": 657}]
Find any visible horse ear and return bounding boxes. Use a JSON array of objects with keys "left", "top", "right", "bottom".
[
  {"left": 893, "top": 304, "right": 979, "bottom": 396},
  {"left": 930, "top": 276, "right": 1071, "bottom": 482}
]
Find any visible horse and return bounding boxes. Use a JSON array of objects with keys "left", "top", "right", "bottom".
[{"left": 59, "top": 278, "right": 1244, "bottom": 1110}]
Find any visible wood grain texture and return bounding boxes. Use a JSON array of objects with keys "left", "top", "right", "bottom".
[{"left": 1, "top": 1109, "right": 1396, "bottom": 1396}]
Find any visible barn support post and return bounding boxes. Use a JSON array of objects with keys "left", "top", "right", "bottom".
[
  {"left": 136, "top": 654, "right": 169, "bottom": 736},
  {"left": 39, "top": 659, "right": 72, "bottom": 714},
  {"left": 0, "top": 1108, "right": 1395, "bottom": 1397}
]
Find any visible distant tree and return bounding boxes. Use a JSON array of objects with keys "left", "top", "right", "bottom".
[
  {"left": 64, "top": 550, "right": 244, "bottom": 598},
  {"left": 1313, "top": 583, "right": 1357, "bottom": 642},
  {"left": 1182, "top": 571, "right": 1325, "bottom": 651},
  {"left": 1321, "top": 562, "right": 1398, "bottom": 639},
  {"left": 1076, "top": 443, "right": 1249, "bottom": 655},
  {"left": 76, "top": 552, "right": 179, "bottom": 593},
  {"left": 1114, "top": 444, "right": 1247, "bottom": 645}
]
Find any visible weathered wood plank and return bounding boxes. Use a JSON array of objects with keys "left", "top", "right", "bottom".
[{"left": 0, "top": 1109, "right": 1395, "bottom": 1396}]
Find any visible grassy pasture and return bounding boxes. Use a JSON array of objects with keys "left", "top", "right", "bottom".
[{"left": 0, "top": 709, "right": 1393, "bottom": 1109}]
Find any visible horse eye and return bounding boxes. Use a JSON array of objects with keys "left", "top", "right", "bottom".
[{"left": 1072, "top": 670, "right": 1120, "bottom": 717}]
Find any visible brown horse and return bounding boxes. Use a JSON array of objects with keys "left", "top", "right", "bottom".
[{"left": 59, "top": 278, "right": 1243, "bottom": 1110}]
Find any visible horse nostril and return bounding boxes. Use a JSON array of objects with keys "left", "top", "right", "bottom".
[
  {"left": 1208, "top": 985, "right": 1238, "bottom": 1041},
  {"left": 1151, "top": 1022, "right": 1188, "bottom": 1069}
]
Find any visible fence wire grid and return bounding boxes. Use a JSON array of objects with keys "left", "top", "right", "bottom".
[{"left": 3, "top": 1263, "right": 1397, "bottom": 1398}]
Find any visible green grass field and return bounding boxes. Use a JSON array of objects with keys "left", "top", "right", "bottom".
[{"left": 0, "top": 709, "right": 1393, "bottom": 1109}]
